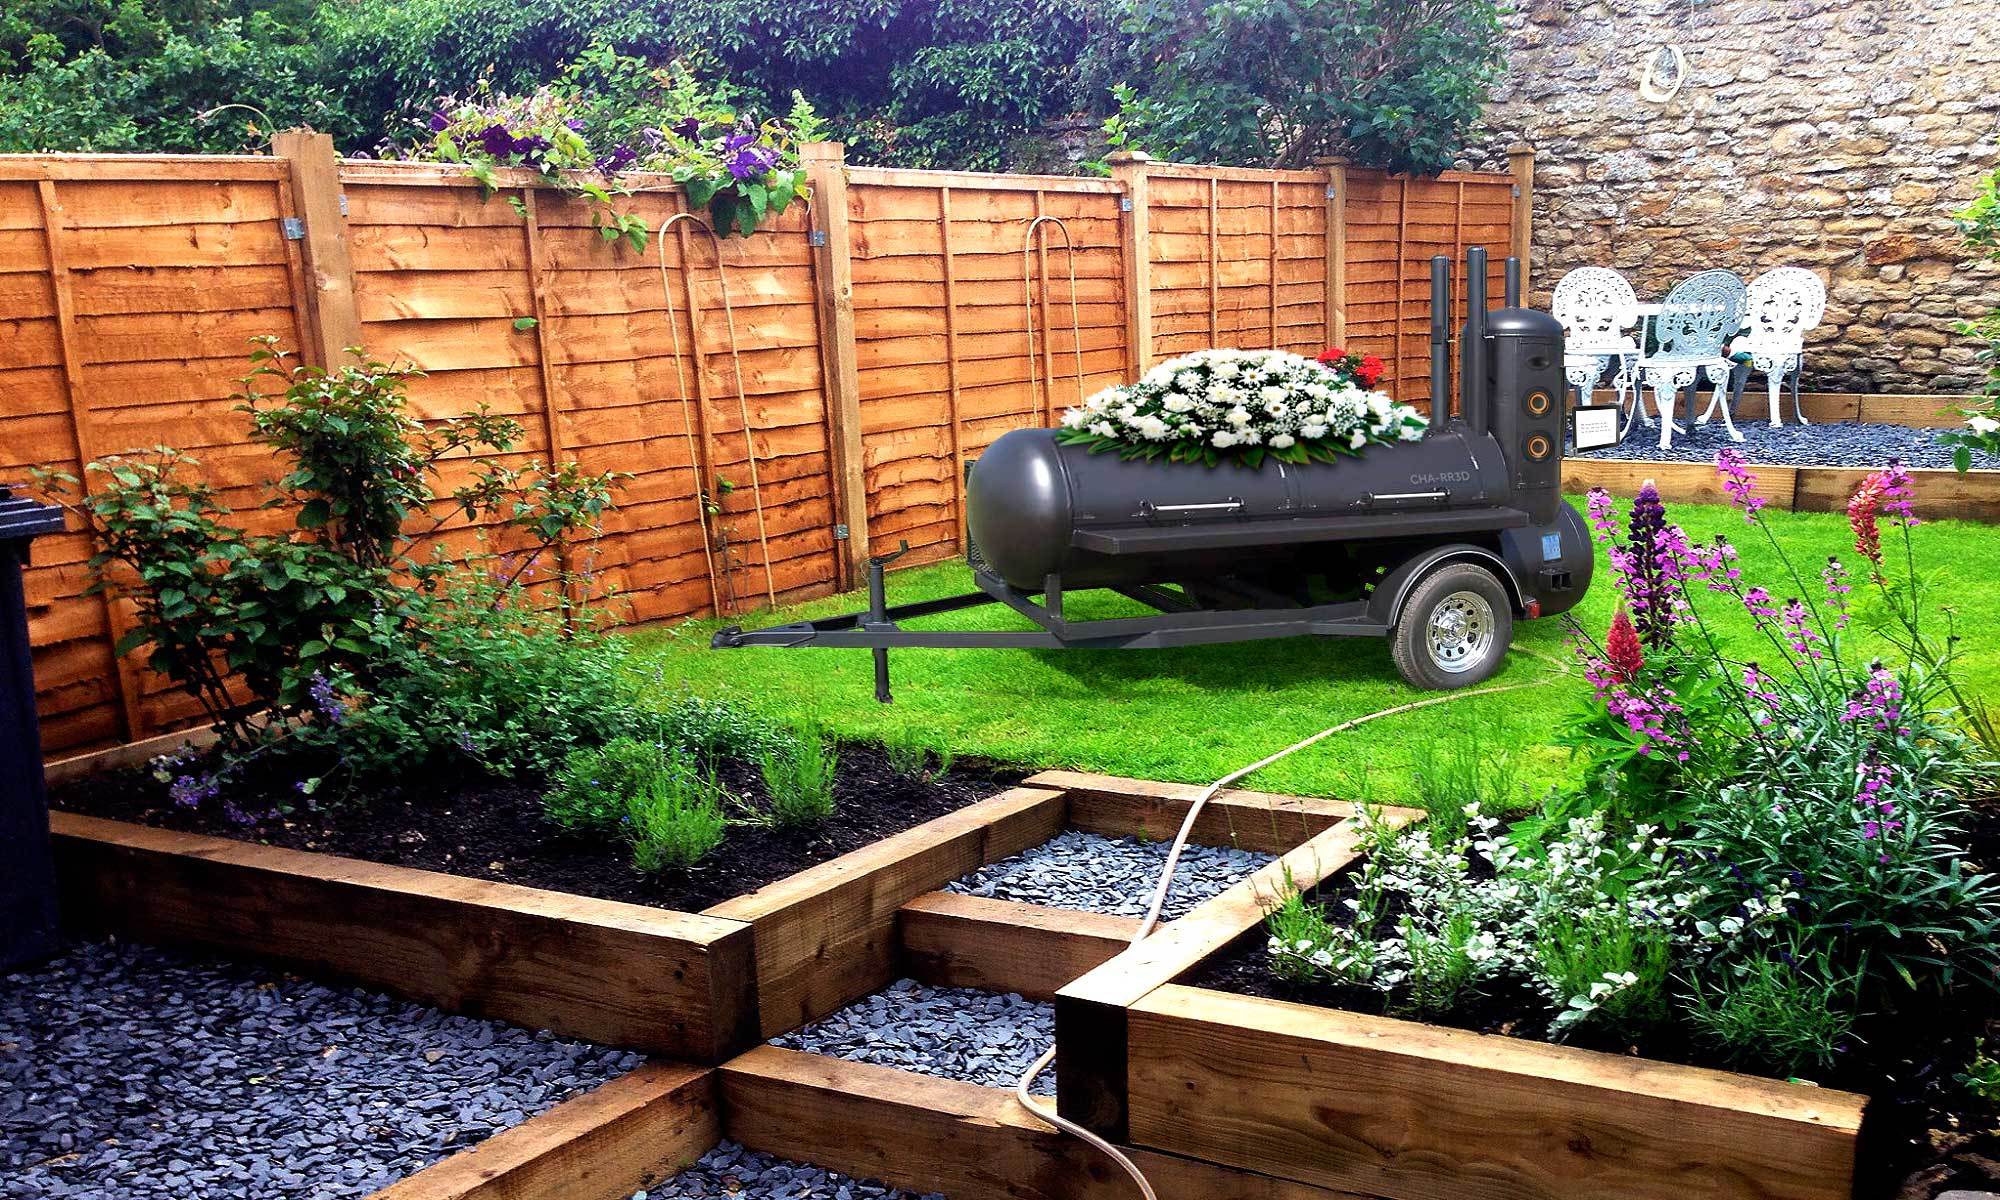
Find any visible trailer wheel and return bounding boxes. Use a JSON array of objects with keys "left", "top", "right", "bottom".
[{"left": 1390, "top": 562, "right": 1512, "bottom": 690}]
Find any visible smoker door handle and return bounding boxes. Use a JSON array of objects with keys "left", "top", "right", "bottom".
[
  {"left": 1140, "top": 498, "right": 1243, "bottom": 518},
  {"left": 1368, "top": 490, "right": 1450, "bottom": 504}
]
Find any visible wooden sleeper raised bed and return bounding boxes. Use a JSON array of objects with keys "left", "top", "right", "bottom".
[{"left": 1052, "top": 778, "right": 1871, "bottom": 1200}]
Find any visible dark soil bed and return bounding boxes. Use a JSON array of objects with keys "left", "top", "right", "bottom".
[
  {"left": 1186, "top": 882, "right": 2000, "bottom": 1200},
  {"left": 51, "top": 744, "right": 1025, "bottom": 913}
]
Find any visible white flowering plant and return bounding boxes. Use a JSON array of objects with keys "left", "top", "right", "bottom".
[
  {"left": 1264, "top": 803, "right": 1791, "bottom": 1038},
  {"left": 1056, "top": 348, "right": 1426, "bottom": 468}
]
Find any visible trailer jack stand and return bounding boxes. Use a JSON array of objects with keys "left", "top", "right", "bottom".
[{"left": 867, "top": 541, "right": 911, "bottom": 703}]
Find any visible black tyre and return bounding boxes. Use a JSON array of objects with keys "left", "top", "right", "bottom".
[{"left": 1389, "top": 562, "right": 1513, "bottom": 690}]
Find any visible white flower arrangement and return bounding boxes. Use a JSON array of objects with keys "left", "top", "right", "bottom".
[{"left": 1055, "top": 348, "right": 1426, "bottom": 468}]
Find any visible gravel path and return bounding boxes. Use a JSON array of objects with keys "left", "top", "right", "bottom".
[
  {"left": 945, "top": 830, "right": 1273, "bottom": 921},
  {"left": 1, "top": 940, "right": 640, "bottom": 1199},
  {"left": 770, "top": 980, "right": 1056, "bottom": 1095},
  {"left": 638, "top": 1140, "right": 942, "bottom": 1200},
  {"left": 1573, "top": 419, "right": 1997, "bottom": 470}
]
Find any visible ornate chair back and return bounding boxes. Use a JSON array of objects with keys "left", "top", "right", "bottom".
[
  {"left": 1551, "top": 267, "right": 1638, "bottom": 352},
  {"left": 1743, "top": 267, "right": 1826, "bottom": 356},
  {"left": 1653, "top": 269, "right": 1747, "bottom": 360}
]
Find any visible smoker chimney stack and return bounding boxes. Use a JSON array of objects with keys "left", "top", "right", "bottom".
[{"left": 1460, "top": 247, "right": 1490, "bottom": 437}]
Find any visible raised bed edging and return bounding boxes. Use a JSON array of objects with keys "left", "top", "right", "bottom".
[
  {"left": 46, "top": 773, "right": 1294, "bottom": 1068},
  {"left": 50, "top": 811, "right": 759, "bottom": 1062},
  {"left": 369, "top": 1062, "right": 719, "bottom": 1200},
  {"left": 1048, "top": 775, "right": 1872, "bottom": 1200},
  {"left": 1126, "top": 985, "right": 1865, "bottom": 1200},
  {"left": 1564, "top": 458, "right": 2000, "bottom": 523}
]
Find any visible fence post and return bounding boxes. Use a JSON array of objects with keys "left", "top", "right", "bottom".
[
  {"left": 34, "top": 180, "right": 145, "bottom": 742},
  {"left": 1318, "top": 158, "right": 1348, "bottom": 348},
  {"left": 801, "top": 142, "right": 870, "bottom": 588},
  {"left": 273, "top": 129, "right": 363, "bottom": 367},
  {"left": 1108, "top": 152, "right": 1153, "bottom": 374},
  {"left": 1508, "top": 142, "right": 1535, "bottom": 297}
]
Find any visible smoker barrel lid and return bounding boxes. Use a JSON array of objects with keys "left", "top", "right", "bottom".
[{"left": 1072, "top": 505, "right": 1531, "bottom": 555}]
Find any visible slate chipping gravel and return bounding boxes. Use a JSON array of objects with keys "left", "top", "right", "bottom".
[
  {"left": 635, "top": 1140, "right": 943, "bottom": 1200},
  {"left": 1, "top": 939, "right": 640, "bottom": 1199},
  {"left": 944, "top": 829, "right": 1273, "bottom": 921},
  {"left": 1571, "top": 420, "right": 2000, "bottom": 470},
  {"left": 770, "top": 980, "right": 1057, "bottom": 1095}
]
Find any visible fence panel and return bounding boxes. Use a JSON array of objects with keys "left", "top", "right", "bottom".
[
  {"left": 1339, "top": 169, "right": 1516, "bottom": 413},
  {"left": 341, "top": 167, "right": 840, "bottom": 624},
  {"left": 0, "top": 161, "right": 304, "bottom": 755},
  {"left": 845, "top": 168, "right": 1127, "bottom": 565},
  {"left": 1143, "top": 164, "right": 1330, "bottom": 362},
  {"left": 1, "top": 150, "right": 1523, "bottom": 758}
]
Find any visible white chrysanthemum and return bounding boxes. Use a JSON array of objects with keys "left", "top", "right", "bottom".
[
  {"left": 1163, "top": 393, "right": 1194, "bottom": 413},
  {"left": 1211, "top": 430, "right": 1238, "bottom": 448},
  {"left": 1270, "top": 433, "right": 1295, "bottom": 449},
  {"left": 1349, "top": 429, "right": 1368, "bottom": 449},
  {"left": 1225, "top": 406, "right": 1251, "bottom": 427},
  {"left": 1301, "top": 422, "right": 1328, "bottom": 439},
  {"left": 1090, "top": 421, "right": 1115, "bottom": 437}
]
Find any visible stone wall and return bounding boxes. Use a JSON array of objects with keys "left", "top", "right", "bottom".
[{"left": 1469, "top": 0, "right": 1999, "bottom": 394}]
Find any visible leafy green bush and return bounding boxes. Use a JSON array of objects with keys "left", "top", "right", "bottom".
[
  {"left": 38, "top": 340, "right": 617, "bottom": 751},
  {"left": 625, "top": 757, "right": 729, "bottom": 872},
  {"left": 651, "top": 690, "right": 793, "bottom": 765},
  {"left": 545, "top": 736, "right": 728, "bottom": 870},
  {"left": 1960, "top": 1040, "right": 2000, "bottom": 1104},
  {"left": 545, "top": 738, "right": 664, "bottom": 835},
  {"left": 759, "top": 729, "right": 840, "bottom": 829},
  {"left": 882, "top": 728, "right": 954, "bottom": 781},
  {"left": 1087, "top": 0, "right": 1505, "bottom": 172},
  {"left": 0, "top": 4, "right": 362, "bottom": 153},
  {"left": 39, "top": 341, "right": 622, "bottom": 813},
  {"left": 1686, "top": 954, "right": 1857, "bottom": 1076}
]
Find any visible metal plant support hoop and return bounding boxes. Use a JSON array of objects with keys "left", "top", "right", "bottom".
[
  {"left": 1023, "top": 215, "right": 1087, "bottom": 429},
  {"left": 655, "top": 210, "right": 779, "bottom": 613}
]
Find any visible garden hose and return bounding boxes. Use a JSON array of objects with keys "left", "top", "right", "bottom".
[{"left": 1011, "top": 643, "right": 1572, "bottom": 1199}]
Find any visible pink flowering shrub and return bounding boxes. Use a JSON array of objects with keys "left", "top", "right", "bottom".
[{"left": 1569, "top": 455, "right": 2000, "bottom": 1015}]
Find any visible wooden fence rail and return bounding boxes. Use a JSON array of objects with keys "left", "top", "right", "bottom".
[{"left": 0, "top": 141, "right": 1527, "bottom": 757}]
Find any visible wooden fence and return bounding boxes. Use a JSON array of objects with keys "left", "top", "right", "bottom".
[{"left": 0, "top": 137, "right": 1530, "bottom": 756}]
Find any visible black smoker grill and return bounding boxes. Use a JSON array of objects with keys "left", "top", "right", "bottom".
[{"left": 713, "top": 248, "right": 1593, "bottom": 699}]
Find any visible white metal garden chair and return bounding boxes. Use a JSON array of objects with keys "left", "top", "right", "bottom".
[
  {"left": 1634, "top": 269, "right": 1747, "bottom": 449},
  {"left": 1550, "top": 267, "right": 1641, "bottom": 421},
  {"left": 1696, "top": 266, "right": 1826, "bottom": 433}
]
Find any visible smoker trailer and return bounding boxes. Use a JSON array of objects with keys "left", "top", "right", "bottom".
[{"left": 712, "top": 247, "right": 1593, "bottom": 699}]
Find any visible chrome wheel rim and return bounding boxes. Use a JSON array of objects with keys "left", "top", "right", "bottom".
[{"left": 1426, "top": 590, "right": 1495, "bottom": 674}]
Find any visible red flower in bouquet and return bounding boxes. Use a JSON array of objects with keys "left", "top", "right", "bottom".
[
  {"left": 1357, "top": 354, "right": 1385, "bottom": 387},
  {"left": 1316, "top": 346, "right": 1350, "bottom": 367}
]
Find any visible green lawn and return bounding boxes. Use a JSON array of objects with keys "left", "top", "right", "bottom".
[{"left": 632, "top": 496, "right": 2000, "bottom": 801}]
